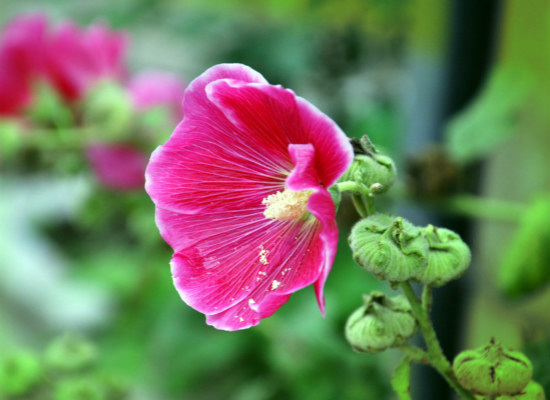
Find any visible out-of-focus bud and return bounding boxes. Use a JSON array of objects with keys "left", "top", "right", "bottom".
[
  {"left": 45, "top": 333, "right": 97, "bottom": 372},
  {"left": 26, "top": 83, "right": 73, "bottom": 128},
  {"left": 495, "top": 380, "right": 546, "bottom": 400},
  {"left": 0, "top": 119, "right": 23, "bottom": 162},
  {"left": 0, "top": 351, "right": 42, "bottom": 396},
  {"left": 416, "top": 225, "right": 471, "bottom": 287},
  {"left": 340, "top": 135, "right": 396, "bottom": 193},
  {"left": 453, "top": 338, "right": 533, "bottom": 396},
  {"left": 82, "top": 81, "right": 132, "bottom": 139},
  {"left": 349, "top": 214, "right": 429, "bottom": 282},
  {"left": 345, "top": 291, "right": 417, "bottom": 353},
  {"left": 498, "top": 195, "right": 550, "bottom": 298},
  {"left": 54, "top": 377, "right": 105, "bottom": 400},
  {"left": 85, "top": 143, "right": 147, "bottom": 191}
]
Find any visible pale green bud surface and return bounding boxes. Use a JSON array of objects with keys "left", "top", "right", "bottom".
[
  {"left": 45, "top": 333, "right": 98, "bottom": 372},
  {"left": 0, "top": 351, "right": 42, "bottom": 396},
  {"left": 416, "top": 224, "right": 471, "bottom": 287},
  {"left": 349, "top": 214, "right": 429, "bottom": 282},
  {"left": 453, "top": 338, "right": 533, "bottom": 396},
  {"left": 495, "top": 380, "right": 546, "bottom": 400},
  {"left": 345, "top": 291, "right": 417, "bottom": 353},
  {"left": 340, "top": 135, "right": 397, "bottom": 193}
]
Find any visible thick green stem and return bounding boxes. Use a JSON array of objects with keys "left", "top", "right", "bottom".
[
  {"left": 363, "top": 194, "right": 376, "bottom": 216},
  {"left": 338, "top": 181, "right": 376, "bottom": 217},
  {"left": 352, "top": 194, "right": 368, "bottom": 218},
  {"left": 400, "top": 282, "right": 475, "bottom": 400},
  {"left": 421, "top": 285, "right": 433, "bottom": 314}
]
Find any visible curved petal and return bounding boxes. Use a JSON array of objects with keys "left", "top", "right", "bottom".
[
  {"left": 168, "top": 210, "right": 324, "bottom": 316},
  {"left": 145, "top": 64, "right": 354, "bottom": 330},
  {"left": 205, "top": 292, "right": 291, "bottom": 331},
  {"left": 295, "top": 96, "right": 353, "bottom": 186},
  {"left": 145, "top": 139, "right": 286, "bottom": 214},
  {"left": 286, "top": 143, "right": 338, "bottom": 314}
]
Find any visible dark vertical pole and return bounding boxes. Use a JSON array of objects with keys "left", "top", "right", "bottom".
[{"left": 416, "top": 1, "right": 503, "bottom": 399}]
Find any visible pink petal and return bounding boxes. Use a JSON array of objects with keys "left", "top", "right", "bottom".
[
  {"left": 44, "top": 21, "right": 127, "bottom": 101},
  {"left": 167, "top": 205, "right": 324, "bottom": 316},
  {"left": 145, "top": 64, "right": 353, "bottom": 330},
  {"left": 86, "top": 143, "right": 147, "bottom": 191},
  {"left": 128, "top": 71, "right": 186, "bottom": 121},
  {"left": 85, "top": 23, "right": 128, "bottom": 79},
  {"left": 0, "top": 14, "right": 47, "bottom": 115},
  {"left": 286, "top": 143, "right": 339, "bottom": 314},
  {"left": 205, "top": 293, "right": 291, "bottom": 331}
]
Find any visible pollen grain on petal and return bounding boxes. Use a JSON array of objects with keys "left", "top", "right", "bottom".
[
  {"left": 271, "top": 280, "right": 281, "bottom": 290},
  {"left": 262, "top": 189, "right": 312, "bottom": 221},
  {"left": 259, "top": 245, "right": 269, "bottom": 265}
]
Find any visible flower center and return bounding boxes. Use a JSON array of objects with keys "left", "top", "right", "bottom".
[{"left": 262, "top": 189, "right": 312, "bottom": 221}]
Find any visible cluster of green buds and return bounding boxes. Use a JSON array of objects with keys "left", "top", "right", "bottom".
[
  {"left": 349, "top": 213, "right": 471, "bottom": 286},
  {"left": 345, "top": 291, "right": 417, "bottom": 353},
  {"left": 0, "top": 333, "right": 128, "bottom": 400},
  {"left": 340, "top": 135, "right": 544, "bottom": 400},
  {"left": 452, "top": 338, "right": 545, "bottom": 399}
]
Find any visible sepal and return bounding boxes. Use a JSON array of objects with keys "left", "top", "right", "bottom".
[
  {"left": 349, "top": 214, "right": 429, "bottom": 282},
  {"left": 345, "top": 291, "right": 417, "bottom": 353},
  {"left": 452, "top": 338, "right": 533, "bottom": 396}
]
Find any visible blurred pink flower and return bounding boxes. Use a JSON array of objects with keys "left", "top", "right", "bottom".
[
  {"left": 44, "top": 22, "right": 128, "bottom": 101},
  {"left": 128, "top": 71, "right": 186, "bottom": 122},
  {"left": 0, "top": 14, "right": 47, "bottom": 115},
  {"left": 145, "top": 64, "right": 353, "bottom": 330},
  {"left": 86, "top": 143, "right": 147, "bottom": 191}
]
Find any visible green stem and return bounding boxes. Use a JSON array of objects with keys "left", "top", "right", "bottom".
[
  {"left": 352, "top": 193, "right": 368, "bottom": 218},
  {"left": 337, "top": 181, "right": 365, "bottom": 194},
  {"left": 398, "top": 344, "right": 430, "bottom": 364},
  {"left": 363, "top": 194, "right": 376, "bottom": 216},
  {"left": 337, "top": 181, "right": 376, "bottom": 217},
  {"left": 421, "top": 285, "right": 433, "bottom": 314},
  {"left": 400, "top": 282, "right": 475, "bottom": 400}
]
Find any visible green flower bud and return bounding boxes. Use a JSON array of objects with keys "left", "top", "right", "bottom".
[
  {"left": 45, "top": 333, "right": 97, "bottom": 372},
  {"left": 496, "top": 380, "right": 546, "bottom": 400},
  {"left": 83, "top": 81, "right": 133, "bottom": 140},
  {"left": 416, "top": 225, "right": 471, "bottom": 287},
  {"left": 345, "top": 291, "right": 417, "bottom": 353},
  {"left": 0, "top": 351, "right": 42, "bottom": 396},
  {"left": 341, "top": 136, "right": 397, "bottom": 193},
  {"left": 453, "top": 338, "right": 533, "bottom": 396},
  {"left": 54, "top": 377, "right": 105, "bottom": 400},
  {"left": 349, "top": 214, "right": 429, "bottom": 282}
]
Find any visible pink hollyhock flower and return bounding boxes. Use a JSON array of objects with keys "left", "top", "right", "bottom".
[
  {"left": 0, "top": 14, "right": 47, "bottom": 115},
  {"left": 86, "top": 143, "right": 147, "bottom": 191},
  {"left": 44, "top": 22, "right": 127, "bottom": 101},
  {"left": 145, "top": 64, "right": 353, "bottom": 330},
  {"left": 128, "top": 71, "right": 186, "bottom": 122}
]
